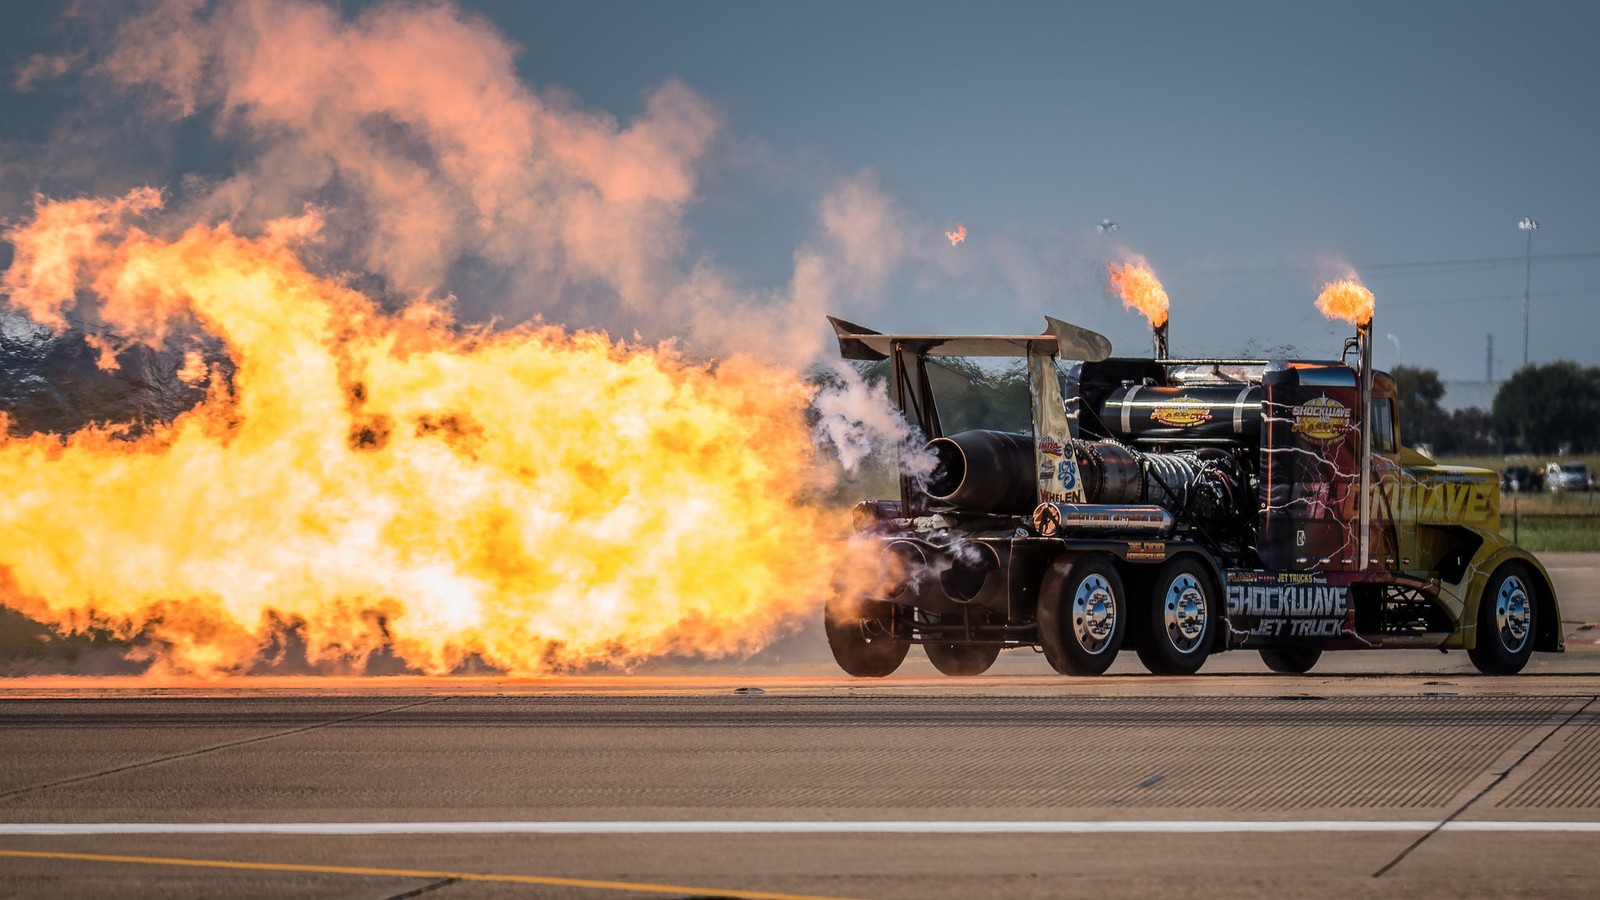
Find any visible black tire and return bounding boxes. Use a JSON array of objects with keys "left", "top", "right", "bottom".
[
  {"left": 923, "top": 611, "right": 1003, "bottom": 676},
  {"left": 1038, "top": 554, "right": 1126, "bottom": 675},
  {"left": 1468, "top": 565, "right": 1537, "bottom": 675},
  {"left": 1259, "top": 649, "right": 1321, "bottom": 674},
  {"left": 824, "top": 592, "right": 909, "bottom": 677},
  {"left": 1136, "top": 557, "right": 1215, "bottom": 675}
]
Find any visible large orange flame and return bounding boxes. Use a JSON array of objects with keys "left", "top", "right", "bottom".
[
  {"left": 0, "top": 192, "right": 878, "bottom": 676},
  {"left": 1105, "top": 260, "right": 1170, "bottom": 328},
  {"left": 1315, "top": 278, "right": 1375, "bottom": 327}
]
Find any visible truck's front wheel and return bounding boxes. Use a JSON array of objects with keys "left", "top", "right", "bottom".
[
  {"left": 824, "top": 592, "right": 910, "bottom": 677},
  {"left": 1136, "top": 558, "right": 1215, "bottom": 675},
  {"left": 1468, "top": 565, "right": 1536, "bottom": 675},
  {"left": 1039, "top": 554, "right": 1126, "bottom": 676}
]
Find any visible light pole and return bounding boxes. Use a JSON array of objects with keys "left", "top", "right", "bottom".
[{"left": 1519, "top": 216, "right": 1538, "bottom": 368}]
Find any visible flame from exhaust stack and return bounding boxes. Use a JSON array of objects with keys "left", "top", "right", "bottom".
[
  {"left": 0, "top": 191, "right": 882, "bottom": 676},
  {"left": 945, "top": 224, "right": 967, "bottom": 247},
  {"left": 1315, "top": 278, "right": 1375, "bottom": 327},
  {"left": 1105, "top": 260, "right": 1170, "bottom": 328}
]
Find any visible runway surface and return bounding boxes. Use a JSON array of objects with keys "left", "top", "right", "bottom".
[{"left": 1, "top": 553, "right": 1598, "bottom": 898}]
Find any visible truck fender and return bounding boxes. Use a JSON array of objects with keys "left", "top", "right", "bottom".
[{"left": 1459, "top": 537, "right": 1563, "bottom": 653}]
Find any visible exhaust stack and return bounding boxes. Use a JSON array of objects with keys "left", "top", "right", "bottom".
[
  {"left": 1318, "top": 275, "right": 1382, "bottom": 566},
  {"left": 1315, "top": 277, "right": 1378, "bottom": 573},
  {"left": 1357, "top": 318, "right": 1373, "bottom": 571}
]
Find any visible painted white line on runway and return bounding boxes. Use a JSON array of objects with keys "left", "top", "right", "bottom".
[
  {"left": 1444, "top": 821, "right": 1600, "bottom": 832},
  {"left": 1, "top": 820, "right": 1598, "bottom": 836}
]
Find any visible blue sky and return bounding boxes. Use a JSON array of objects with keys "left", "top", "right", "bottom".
[
  {"left": 3, "top": 0, "right": 1597, "bottom": 381},
  {"left": 488, "top": 0, "right": 1600, "bottom": 378}
]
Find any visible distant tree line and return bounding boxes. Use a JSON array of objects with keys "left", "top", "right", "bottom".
[
  {"left": 1489, "top": 362, "right": 1600, "bottom": 454},
  {"left": 1359, "top": 363, "right": 1598, "bottom": 457},
  {"left": 1390, "top": 365, "right": 1497, "bottom": 456}
]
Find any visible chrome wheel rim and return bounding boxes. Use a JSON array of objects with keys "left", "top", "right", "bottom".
[
  {"left": 1071, "top": 573, "right": 1117, "bottom": 654},
  {"left": 1495, "top": 575, "right": 1532, "bottom": 653},
  {"left": 1163, "top": 573, "right": 1207, "bottom": 653}
]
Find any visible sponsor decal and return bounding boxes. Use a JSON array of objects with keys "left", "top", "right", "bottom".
[
  {"left": 1226, "top": 582, "right": 1348, "bottom": 638},
  {"left": 1236, "top": 617, "right": 1344, "bottom": 638},
  {"left": 1037, "top": 438, "right": 1065, "bottom": 457},
  {"left": 1381, "top": 479, "right": 1496, "bottom": 527},
  {"left": 1069, "top": 509, "right": 1166, "bottom": 526},
  {"left": 1228, "top": 570, "right": 1328, "bottom": 585},
  {"left": 1150, "top": 404, "right": 1213, "bottom": 428},
  {"left": 1226, "top": 583, "right": 1347, "bottom": 617},
  {"left": 1291, "top": 395, "right": 1353, "bottom": 441},
  {"left": 1125, "top": 540, "right": 1165, "bottom": 561},
  {"left": 1056, "top": 457, "right": 1078, "bottom": 491}
]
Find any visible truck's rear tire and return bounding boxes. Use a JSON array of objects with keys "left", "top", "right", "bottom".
[
  {"left": 1136, "top": 557, "right": 1215, "bottom": 675},
  {"left": 1038, "top": 554, "right": 1126, "bottom": 676},
  {"left": 922, "top": 610, "right": 1003, "bottom": 675},
  {"left": 824, "top": 593, "right": 909, "bottom": 677},
  {"left": 925, "top": 638, "right": 1002, "bottom": 676},
  {"left": 1468, "top": 565, "right": 1536, "bottom": 675},
  {"left": 1259, "top": 649, "right": 1320, "bottom": 674}
]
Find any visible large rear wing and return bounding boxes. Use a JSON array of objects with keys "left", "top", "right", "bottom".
[
  {"left": 828, "top": 315, "right": 1109, "bottom": 514},
  {"left": 828, "top": 316, "right": 1112, "bottom": 362}
]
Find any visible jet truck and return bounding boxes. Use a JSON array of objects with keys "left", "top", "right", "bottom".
[{"left": 823, "top": 311, "right": 1562, "bottom": 677}]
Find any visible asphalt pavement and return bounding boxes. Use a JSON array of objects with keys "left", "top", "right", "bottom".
[{"left": 0, "top": 553, "right": 1597, "bottom": 899}]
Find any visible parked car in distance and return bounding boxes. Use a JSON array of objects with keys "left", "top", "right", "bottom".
[
  {"left": 1503, "top": 464, "right": 1543, "bottom": 492},
  {"left": 1545, "top": 461, "right": 1593, "bottom": 492}
]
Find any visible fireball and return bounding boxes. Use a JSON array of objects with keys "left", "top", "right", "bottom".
[{"left": 0, "top": 192, "right": 877, "bottom": 676}]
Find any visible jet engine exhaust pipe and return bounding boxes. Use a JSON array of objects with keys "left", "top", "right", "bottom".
[{"left": 925, "top": 430, "right": 1037, "bottom": 515}]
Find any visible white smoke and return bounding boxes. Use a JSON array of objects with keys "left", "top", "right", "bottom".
[{"left": 809, "top": 360, "right": 938, "bottom": 484}]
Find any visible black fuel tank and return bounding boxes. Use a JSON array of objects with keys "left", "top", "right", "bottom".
[{"left": 1101, "top": 385, "right": 1262, "bottom": 443}]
